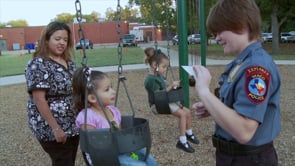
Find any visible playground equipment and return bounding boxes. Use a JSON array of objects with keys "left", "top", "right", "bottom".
[
  {"left": 74, "top": 0, "right": 152, "bottom": 165},
  {"left": 148, "top": 0, "right": 185, "bottom": 115}
]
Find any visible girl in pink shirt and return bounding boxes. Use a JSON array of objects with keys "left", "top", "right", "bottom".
[{"left": 73, "top": 67, "right": 157, "bottom": 166}]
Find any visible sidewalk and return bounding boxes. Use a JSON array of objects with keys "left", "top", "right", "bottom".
[
  {"left": 0, "top": 64, "right": 150, "bottom": 86},
  {"left": 1, "top": 43, "right": 295, "bottom": 86}
]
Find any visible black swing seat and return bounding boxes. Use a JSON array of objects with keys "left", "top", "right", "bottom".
[
  {"left": 79, "top": 115, "right": 151, "bottom": 166},
  {"left": 153, "top": 87, "right": 185, "bottom": 114}
]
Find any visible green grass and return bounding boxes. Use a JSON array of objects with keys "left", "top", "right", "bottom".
[
  {"left": 172, "top": 43, "right": 295, "bottom": 60},
  {"left": 0, "top": 47, "right": 145, "bottom": 77},
  {"left": 0, "top": 43, "right": 294, "bottom": 77},
  {"left": 73, "top": 47, "right": 145, "bottom": 67}
]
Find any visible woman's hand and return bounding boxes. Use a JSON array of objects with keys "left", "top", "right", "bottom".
[
  {"left": 53, "top": 127, "right": 67, "bottom": 143},
  {"left": 192, "top": 102, "right": 210, "bottom": 119},
  {"left": 193, "top": 65, "right": 212, "bottom": 96}
]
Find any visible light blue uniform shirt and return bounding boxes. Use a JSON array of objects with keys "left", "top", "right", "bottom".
[{"left": 215, "top": 42, "right": 281, "bottom": 146}]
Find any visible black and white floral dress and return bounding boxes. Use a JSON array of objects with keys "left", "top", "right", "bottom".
[{"left": 25, "top": 57, "right": 79, "bottom": 141}]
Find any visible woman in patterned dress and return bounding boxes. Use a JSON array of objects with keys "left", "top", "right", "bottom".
[{"left": 25, "top": 21, "right": 79, "bottom": 166}]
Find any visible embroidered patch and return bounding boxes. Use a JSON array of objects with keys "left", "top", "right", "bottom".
[{"left": 245, "top": 66, "right": 270, "bottom": 104}]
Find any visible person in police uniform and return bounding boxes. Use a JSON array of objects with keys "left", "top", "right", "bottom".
[{"left": 192, "top": 0, "right": 281, "bottom": 165}]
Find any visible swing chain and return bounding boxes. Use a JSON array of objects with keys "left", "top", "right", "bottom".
[
  {"left": 117, "top": 0, "right": 123, "bottom": 75},
  {"left": 75, "top": 0, "right": 87, "bottom": 67},
  {"left": 151, "top": 0, "right": 158, "bottom": 50},
  {"left": 114, "top": 0, "right": 135, "bottom": 117},
  {"left": 164, "top": 0, "right": 176, "bottom": 81},
  {"left": 165, "top": 0, "right": 171, "bottom": 58},
  {"left": 75, "top": 0, "right": 114, "bottom": 129}
]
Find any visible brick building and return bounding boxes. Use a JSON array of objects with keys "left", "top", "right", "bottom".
[{"left": 0, "top": 21, "right": 162, "bottom": 51}]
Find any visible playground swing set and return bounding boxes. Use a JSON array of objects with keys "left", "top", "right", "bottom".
[
  {"left": 75, "top": 0, "right": 151, "bottom": 165},
  {"left": 148, "top": 0, "right": 188, "bottom": 115},
  {"left": 74, "top": 0, "right": 207, "bottom": 165},
  {"left": 157, "top": 0, "right": 207, "bottom": 114}
]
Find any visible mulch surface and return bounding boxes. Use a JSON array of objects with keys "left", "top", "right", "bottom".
[{"left": 0, "top": 65, "right": 294, "bottom": 166}]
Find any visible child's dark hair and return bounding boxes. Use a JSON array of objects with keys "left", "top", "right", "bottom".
[
  {"left": 72, "top": 67, "right": 108, "bottom": 114},
  {"left": 144, "top": 47, "right": 169, "bottom": 66}
]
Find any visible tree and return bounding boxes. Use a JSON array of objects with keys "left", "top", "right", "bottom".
[
  {"left": 55, "top": 11, "right": 101, "bottom": 24},
  {"left": 128, "top": 0, "right": 218, "bottom": 36},
  {"left": 129, "top": 0, "right": 295, "bottom": 54},
  {"left": 105, "top": 7, "right": 116, "bottom": 21},
  {"left": 83, "top": 11, "right": 100, "bottom": 22},
  {"left": 0, "top": 22, "right": 7, "bottom": 28},
  {"left": 54, "top": 13, "right": 74, "bottom": 24},
  {"left": 105, "top": 5, "right": 140, "bottom": 22},
  {"left": 129, "top": 0, "right": 177, "bottom": 34},
  {"left": 121, "top": 7, "right": 140, "bottom": 22},
  {"left": 187, "top": 0, "right": 201, "bottom": 34},
  {"left": 7, "top": 20, "right": 28, "bottom": 27},
  {"left": 257, "top": 0, "right": 295, "bottom": 54}
]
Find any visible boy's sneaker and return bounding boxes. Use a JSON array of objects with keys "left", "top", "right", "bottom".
[
  {"left": 176, "top": 141, "right": 195, "bottom": 153},
  {"left": 186, "top": 133, "right": 200, "bottom": 144}
]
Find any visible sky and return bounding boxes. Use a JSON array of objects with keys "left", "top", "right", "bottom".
[{"left": 0, "top": 0, "right": 130, "bottom": 26}]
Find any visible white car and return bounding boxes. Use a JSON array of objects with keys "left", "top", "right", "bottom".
[
  {"left": 172, "top": 35, "right": 178, "bottom": 45},
  {"left": 261, "top": 33, "right": 272, "bottom": 42},
  {"left": 281, "top": 33, "right": 295, "bottom": 43},
  {"left": 75, "top": 39, "right": 93, "bottom": 50},
  {"left": 187, "top": 34, "right": 201, "bottom": 44}
]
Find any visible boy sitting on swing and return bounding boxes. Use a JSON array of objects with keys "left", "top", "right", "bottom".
[
  {"left": 144, "top": 47, "right": 199, "bottom": 153},
  {"left": 73, "top": 67, "right": 157, "bottom": 166}
]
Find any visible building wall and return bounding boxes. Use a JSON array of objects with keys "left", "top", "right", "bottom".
[
  {"left": 0, "top": 27, "right": 25, "bottom": 50},
  {"left": 72, "top": 21, "right": 130, "bottom": 44},
  {"left": 129, "top": 23, "right": 162, "bottom": 42},
  {"left": 24, "top": 26, "right": 44, "bottom": 43},
  {"left": 0, "top": 21, "right": 132, "bottom": 51}
]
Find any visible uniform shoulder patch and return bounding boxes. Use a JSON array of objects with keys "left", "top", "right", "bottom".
[{"left": 245, "top": 66, "right": 270, "bottom": 104}]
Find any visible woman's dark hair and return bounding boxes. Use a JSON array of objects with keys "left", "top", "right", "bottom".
[
  {"left": 144, "top": 47, "right": 168, "bottom": 66},
  {"left": 72, "top": 67, "right": 108, "bottom": 114},
  {"left": 33, "top": 21, "right": 74, "bottom": 61}
]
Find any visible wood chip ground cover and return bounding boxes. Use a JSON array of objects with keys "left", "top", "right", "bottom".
[{"left": 0, "top": 65, "right": 294, "bottom": 166}]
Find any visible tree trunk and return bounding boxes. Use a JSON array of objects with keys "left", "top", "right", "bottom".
[{"left": 271, "top": 0, "right": 280, "bottom": 54}]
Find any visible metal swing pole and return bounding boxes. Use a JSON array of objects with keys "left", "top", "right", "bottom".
[
  {"left": 177, "top": 0, "right": 189, "bottom": 107},
  {"left": 199, "top": 0, "right": 207, "bottom": 66}
]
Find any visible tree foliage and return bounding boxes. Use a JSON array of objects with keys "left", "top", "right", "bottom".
[
  {"left": 6, "top": 20, "right": 28, "bottom": 27},
  {"left": 129, "top": 0, "right": 177, "bottom": 35},
  {"left": 0, "top": 23, "right": 6, "bottom": 28},
  {"left": 105, "top": 7, "right": 117, "bottom": 21},
  {"left": 54, "top": 13, "right": 74, "bottom": 24},
  {"left": 105, "top": 5, "right": 140, "bottom": 22},
  {"left": 54, "top": 11, "right": 101, "bottom": 23},
  {"left": 130, "top": 0, "right": 294, "bottom": 53},
  {"left": 2, "top": 0, "right": 294, "bottom": 54},
  {"left": 83, "top": 11, "right": 100, "bottom": 22},
  {"left": 256, "top": 0, "right": 295, "bottom": 53},
  {"left": 127, "top": 0, "right": 218, "bottom": 35},
  {"left": 121, "top": 7, "right": 140, "bottom": 22}
]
